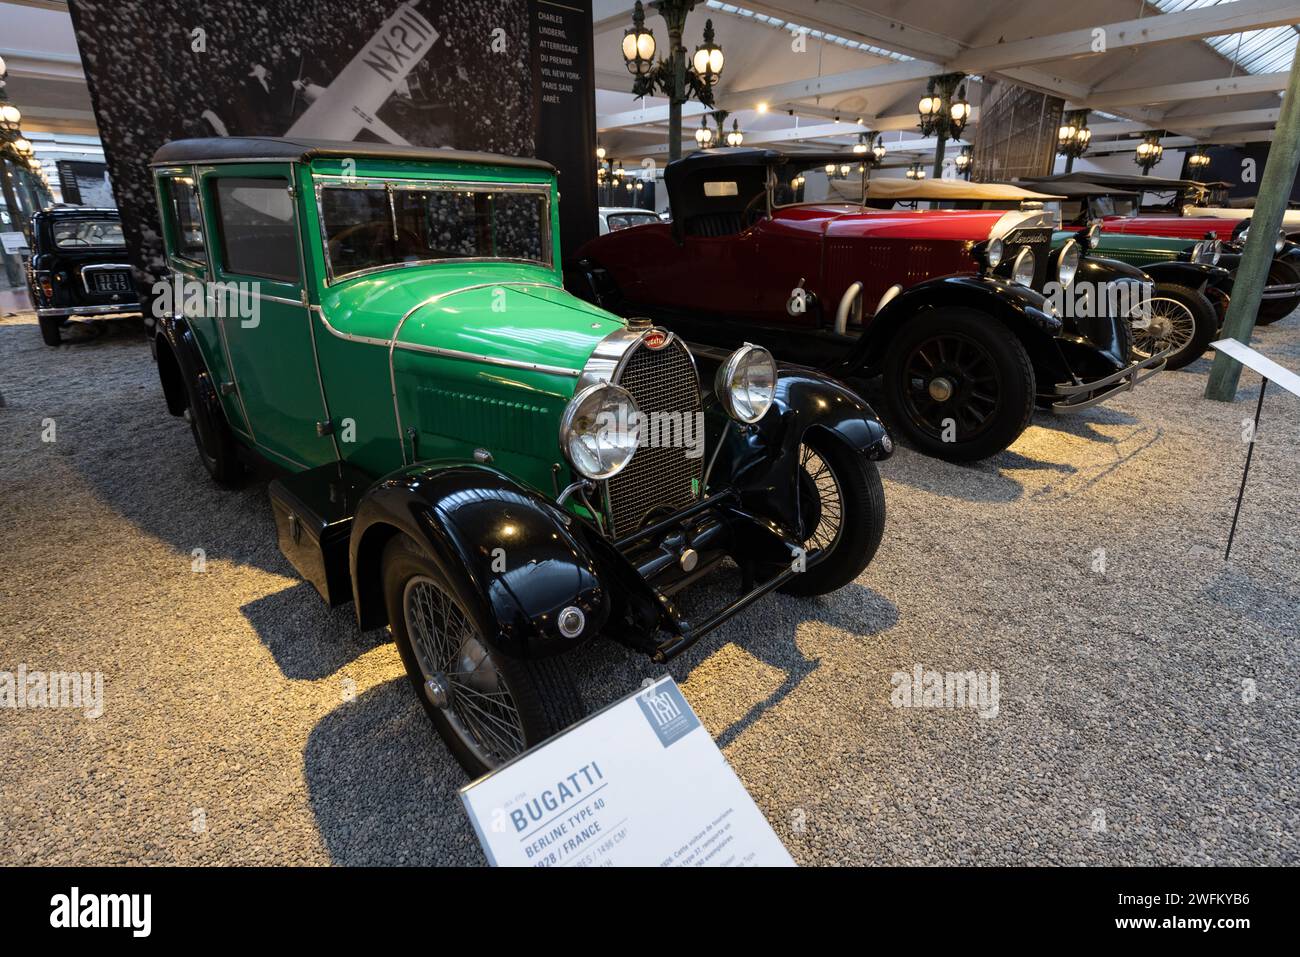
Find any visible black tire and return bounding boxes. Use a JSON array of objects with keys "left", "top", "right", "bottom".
[
  {"left": 176, "top": 350, "right": 242, "bottom": 487},
  {"left": 1257, "top": 258, "right": 1300, "bottom": 325},
  {"left": 781, "top": 431, "right": 886, "bottom": 597},
  {"left": 880, "top": 308, "right": 1035, "bottom": 462},
  {"left": 38, "top": 316, "right": 62, "bottom": 347},
  {"left": 382, "top": 534, "right": 586, "bottom": 778},
  {"left": 1134, "top": 283, "right": 1216, "bottom": 370}
]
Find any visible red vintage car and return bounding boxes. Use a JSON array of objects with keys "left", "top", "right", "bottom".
[{"left": 570, "top": 149, "right": 1165, "bottom": 461}]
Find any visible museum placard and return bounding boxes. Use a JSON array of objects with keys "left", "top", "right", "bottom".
[{"left": 461, "top": 677, "right": 796, "bottom": 867}]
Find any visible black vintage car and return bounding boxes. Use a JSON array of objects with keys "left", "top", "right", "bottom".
[{"left": 25, "top": 206, "right": 141, "bottom": 346}]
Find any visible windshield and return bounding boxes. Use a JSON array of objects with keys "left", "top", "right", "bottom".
[
  {"left": 605, "top": 212, "right": 659, "bottom": 231},
  {"left": 319, "top": 180, "right": 551, "bottom": 281},
  {"left": 54, "top": 220, "right": 124, "bottom": 249},
  {"left": 772, "top": 160, "right": 866, "bottom": 207},
  {"left": 1089, "top": 196, "right": 1139, "bottom": 219}
]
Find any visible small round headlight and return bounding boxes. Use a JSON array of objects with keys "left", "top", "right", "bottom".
[
  {"left": 1057, "top": 239, "right": 1080, "bottom": 288},
  {"left": 716, "top": 343, "right": 777, "bottom": 424},
  {"left": 1191, "top": 240, "right": 1207, "bottom": 263},
  {"left": 986, "top": 237, "right": 1004, "bottom": 269},
  {"left": 1275, "top": 230, "right": 1286, "bottom": 255},
  {"left": 559, "top": 383, "right": 640, "bottom": 479},
  {"left": 1011, "top": 246, "right": 1035, "bottom": 287},
  {"left": 1086, "top": 222, "right": 1101, "bottom": 248}
]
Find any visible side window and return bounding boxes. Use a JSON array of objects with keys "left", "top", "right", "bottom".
[
  {"left": 166, "top": 177, "right": 206, "bottom": 262},
  {"left": 212, "top": 177, "right": 299, "bottom": 284}
]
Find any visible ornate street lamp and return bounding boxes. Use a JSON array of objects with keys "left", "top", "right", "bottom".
[
  {"left": 725, "top": 118, "right": 744, "bottom": 147},
  {"left": 917, "top": 73, "right": 969, "bottom": 179},
  {"left": 1135, "top": 131, "right": 1165, "bottom": 175},
  {"left": 1056, "top": 109, "right": 1092, "bottom": 173},
  {"left": 954, "top": 145, "right": 973, "bottom": 179},
  {"left": 0, "top": 104, "right": 19, "bottom": 133},
  {"left": 694, "top": 115, "right": 713, "bottom": 147},
  {"left": 691, "top": 18, "right": 724, "bottom": 87},
  {"left": 622, "top": 4, "right": 656, "bottom": 76},
  {"left": 906, "top": 162, "right": 926, "bottom": 180},
  {"left": 595, "top": 142, "right": 607, "bottom": 161},
  {"left": 623, "top": 1, "right": 724, "bottom": 162}
]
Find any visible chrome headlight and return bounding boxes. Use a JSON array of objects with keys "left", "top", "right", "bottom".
[
  {"left": 1193, "top": 239, "right": 1221, "bottom": 265},
  {"left": 986, "top": 237, "right": 1005, "bottom": 269},
  {"left": 559, "top": 383, "right": 640, "bottom": 479},
  {"left": 1057, "top": 239, "right": 1080, "bottom": 287},
  {"left": 1275, "top": 229, "right": 1286, "bottom": 255},
  {"left": 716, "top": 343, "right": 777, "bottom": 424},
  {"left": 1086, "top": 222, "right": 1101, "bottom": 248},
  {"left": 1011, "top": 246, "right": 1035, "bottom": 287}
]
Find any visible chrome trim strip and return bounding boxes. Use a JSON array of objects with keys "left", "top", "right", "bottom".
[
  {"left": 393, "top": 339, "right": 583, "bottom": 377},
  {"left": 311, "top": 305, "right": 392, "bottom": 347},
  {"left": 37, "top": 303, "right": 140, "bottom": 318},
  {"left": 989, "top": 209, "right": 1057, "bottom": 242}
]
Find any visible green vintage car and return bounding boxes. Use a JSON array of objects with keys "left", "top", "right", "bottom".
[
  {"left": 1060, "top": 222, "right": 1230, "bottom": 370},
  {"left": 148, "top": 137, "right": 891, "bottom": 776}
]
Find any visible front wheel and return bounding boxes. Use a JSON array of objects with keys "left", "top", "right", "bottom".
[
  {"left": 880, "top": 308, "right": 1035, "bottom": 461},
  {"left": 780, "top": 431, "right": 886, "bottom": 597},
  {"left": 382, "top": 534, "right": 586, "bottom": 778},
  {"left": 1131, "top": 284, "right": 1215, "bottom": 370}
]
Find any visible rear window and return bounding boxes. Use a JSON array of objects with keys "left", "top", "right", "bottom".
[
  {"left": 606, "top": 212, "right": 659, "bottom": 231},
  {"left": 54, "top": 220, "right": 124, "bottom": 249},
  {"left": 213, "top": 177, "right": 299, "bottom": 283}
]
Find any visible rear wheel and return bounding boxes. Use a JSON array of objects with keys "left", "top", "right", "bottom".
[
  {"left": 780, "top": 431, "right": 886, "bottom": 597},
  {"left": 177, "top": 348, "right": 242, "bottom": 487},
  {"left": 1257, "top": 259, "right": 1300, "bottom": 325},
  {"left": 38, "top": 316, "right": 63, "bottom": 347},
  {"left": 880, "top": 308, "right": 1035, "bottom": 462},
  {"left": 1131, "top": 284, "right": 1215, "bottom": 370},
  {"left": 382, "top": 534, "right": 586, "bottom": 777}
]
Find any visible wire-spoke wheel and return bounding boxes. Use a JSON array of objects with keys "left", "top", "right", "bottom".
[
  {"left": 404, "top": 575, "right": 526, "bottom": 768},
  {"left": 382, "top": 534, "right": 586, "bottom": 777},
  {"left": 881, "top": 308, "right": 1035, "bottom": 461},
  {"left": 780, "top": 430, "right": 886, "bottom": 597},
  {"left": 1130, "top": 284, "right": 1214, "bottom": 371}
]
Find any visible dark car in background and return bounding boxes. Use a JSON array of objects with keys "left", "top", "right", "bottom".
[{"left": 25, "top": 206, "right": 140, "bottom": 346}]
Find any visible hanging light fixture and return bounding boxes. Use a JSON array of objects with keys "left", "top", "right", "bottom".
[
  {"left": 622, "top": 1, "right": 656, "bottom": 76},
  {"left": 725, "top": 118, "right": 743, "bottom": 147},
  {"left": 948, "top": 85, "right": 971, "bottom": 137},
  {"left": 1134, "top": 132, "right": 1165, "bottom": 174},
  {"left": 872, "top": 135, "right": 887, "bottom": 164},
  {"left": 596, "top": 143, "right": 607, "bottom": 161},
  {"left": 691, "top": 18, "right": 725, "bottom": 87}
]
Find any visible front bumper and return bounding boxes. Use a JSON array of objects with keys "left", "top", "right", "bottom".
[
  {"left": 1051, "top": 346, "right": 1170, "bottom": 413},
  {"left": 608, "top": 488, "right": 804, "bottom": 663},
  {"left": 37, "top": 302, "right": 142, "bottom": 319}
]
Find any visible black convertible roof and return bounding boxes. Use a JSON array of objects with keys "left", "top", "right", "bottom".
[
  {"left": 150, "top": 136, "right": 555, "bottom": 172},
  {"left": 1022, "top": 171, "right": 1198, "bottom": 194}
]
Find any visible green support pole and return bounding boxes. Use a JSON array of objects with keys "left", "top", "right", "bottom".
[{"left": 1205, "top": 37, "right": 1300, "bottom": 401}]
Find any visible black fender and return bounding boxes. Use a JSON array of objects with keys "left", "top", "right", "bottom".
[
  {"left": 834, "top": 274, "right": 1061, "bottom": 379},
  {"left": 1143, "top": 260, "right": 1228, "bottom": 293},
  {"left": 349, "top": 465, "right": 610, "bottom": 658},
  {"left": 706, "top": 366, "right": 891, "bottom": 540},
  {"left": 155, "top": 313, "right": 212, "bottom": 419}
]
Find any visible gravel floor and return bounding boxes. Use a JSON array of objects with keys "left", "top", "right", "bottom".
[{"left": 1, "top": 307, "right": 1297, "bottom": 866}]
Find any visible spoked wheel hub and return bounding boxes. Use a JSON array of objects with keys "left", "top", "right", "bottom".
[
  {"left": 403, "top": 575, "right": 524, "bottom": 769},
  {"left": 797, "top": 442, "right": 844, "bottom": 560},
  {"left": 1132, "top": 297, "right": 1195, "bottom": 358},
  {"left": 902, "top": 333, "right": 1002, "bottom": 441}
]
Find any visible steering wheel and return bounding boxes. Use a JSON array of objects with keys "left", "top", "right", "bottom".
[{"left": 742, "top": 191, "right": 768, "bottom": 228}]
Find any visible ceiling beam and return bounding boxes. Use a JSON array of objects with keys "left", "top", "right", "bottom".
[
  {"left": 716, "top": 59, "right": 938, "bottom": 112},
  {"left": 598, "top": 101, "right": 711, "bottom": 131},
  {"left": 0, "top": 46, "right": 85, "bottom": 82},
  {"left": 1168, "top": 107, "right": 1281, "bottom": 130},
  {"left": 949, "top": 0, "right": 1300, "bottom": 74},
  {"left": 1082, "top": 71, "right": 1293, "bottom": 109}
]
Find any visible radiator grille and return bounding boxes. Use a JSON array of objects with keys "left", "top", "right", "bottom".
[
  {"left": 603, "top": 336, "right": 703, "bottom": 538},
  {"left": 1002, "top": 226, "right": 1054, "bottom": 291}
]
